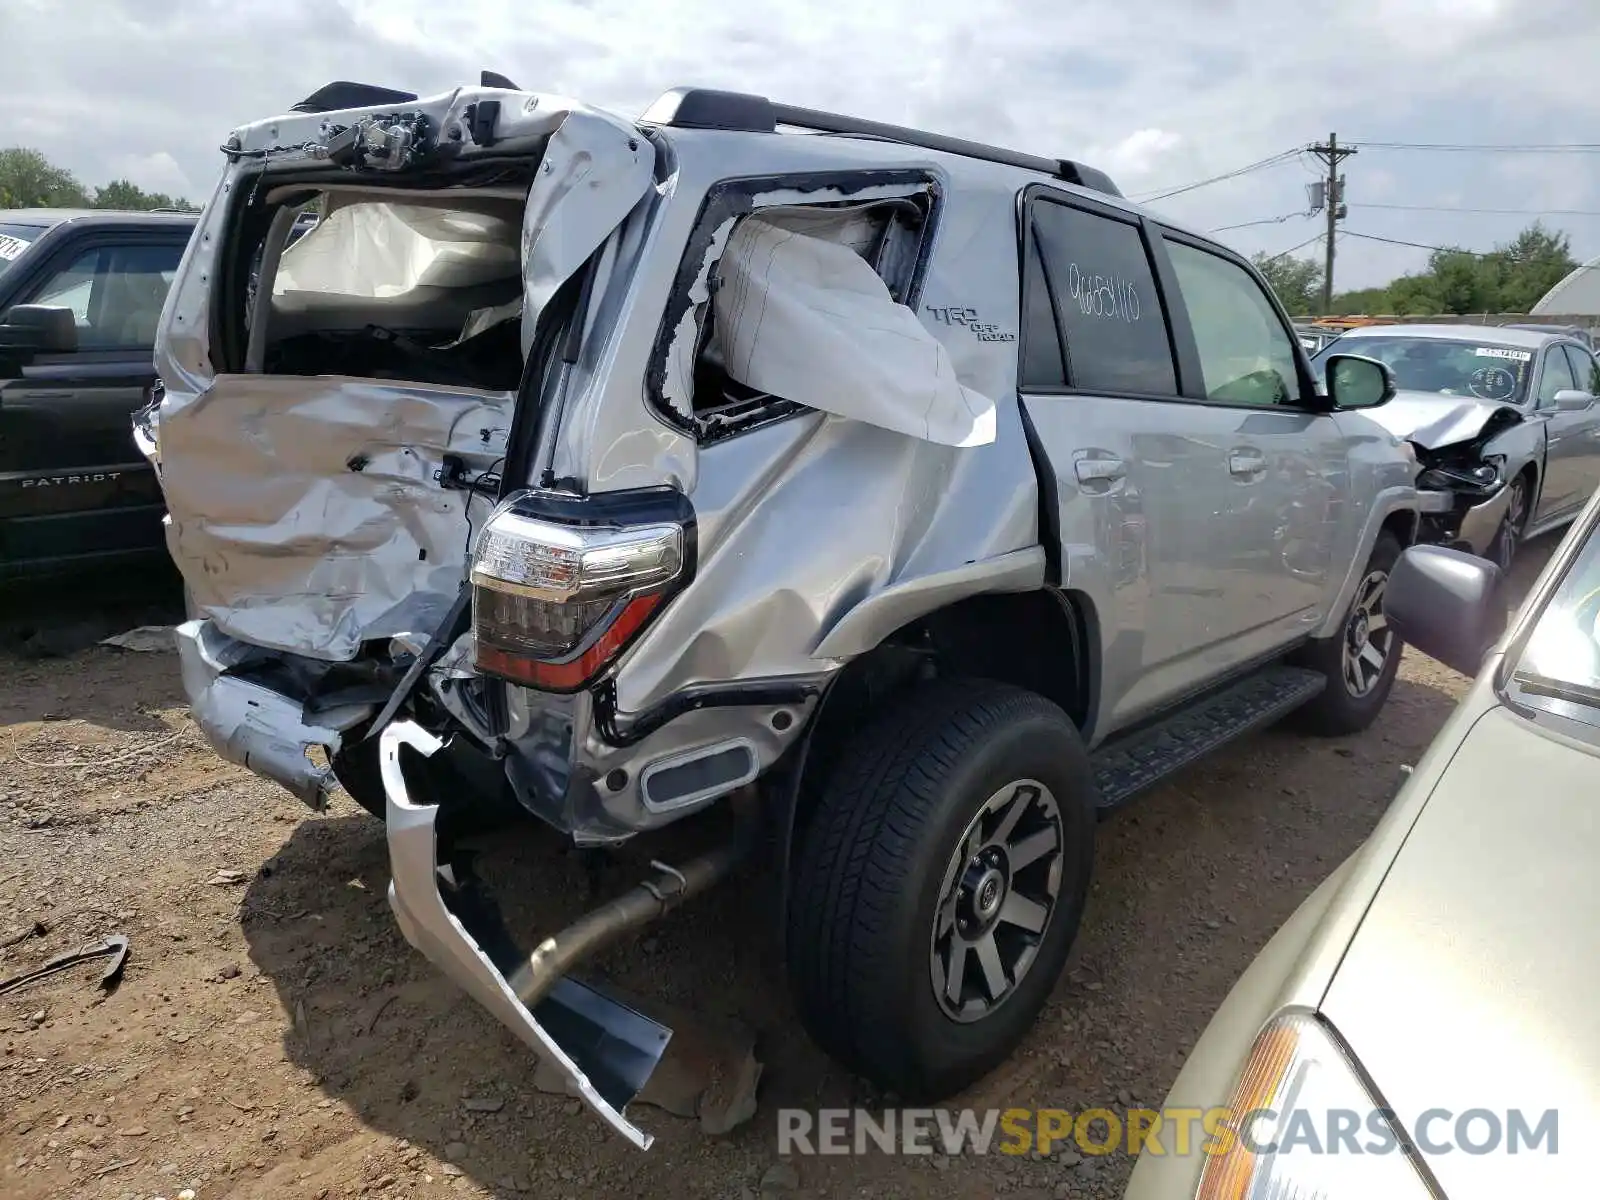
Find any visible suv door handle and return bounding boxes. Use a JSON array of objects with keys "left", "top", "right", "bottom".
[
  {"left": 1074, "top": 458, "right": 1126, "bottom": 484},
  {"left": 1229, "top": 450, "right": 1267, "bottom": 477}
]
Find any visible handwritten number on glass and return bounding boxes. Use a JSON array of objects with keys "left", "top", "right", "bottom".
[{"left": 1067, "top": 264, "right": 1141, "bottom": 323}]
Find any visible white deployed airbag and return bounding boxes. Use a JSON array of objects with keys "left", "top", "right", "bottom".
[{"left": 712, "top": 218, "right": 997, "bottom": 448}]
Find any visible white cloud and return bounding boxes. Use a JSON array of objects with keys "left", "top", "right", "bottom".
[
  {"left": 103, "top": 152, "right": 195, "bottom": 200},
  {"left": 1105, "top": 130, "right": 1184, "bottom": 181},
  {"left": 1, "top": 0, "right": 1598, "bottom": 289}
]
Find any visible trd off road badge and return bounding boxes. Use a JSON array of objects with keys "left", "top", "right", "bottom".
[{"left": 925, "top": 305, "right": 1017, "bottom": 343}]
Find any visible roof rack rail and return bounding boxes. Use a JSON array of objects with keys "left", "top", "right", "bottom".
[
  {"left": 290, "top": 81, "right": 419, "bottom": 115},
  {"left": 639, "top": 87, "right": 1122, "bottom": 199}
]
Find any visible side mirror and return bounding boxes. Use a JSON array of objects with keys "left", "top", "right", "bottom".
[
  {"left": 0, "top": 304, "right": 77, "bottom": 355},
  {"left": 1325, "top": 353, "right": 1396, "bottom": 410},
  {"left": 1386, "top": 544, "right": 1507, "bottom": 677},
  {"left": 1552, "top": 389, "right": 1594, "bottom": 412}
]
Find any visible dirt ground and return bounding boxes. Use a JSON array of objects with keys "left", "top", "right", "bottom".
[{"left": 0, "top": 543, "right": 1555, "bottom": 1200}]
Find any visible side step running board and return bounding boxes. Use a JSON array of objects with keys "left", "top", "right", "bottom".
[{"left": 1089, "top": 665, "right": 1326, "bottom": 810}]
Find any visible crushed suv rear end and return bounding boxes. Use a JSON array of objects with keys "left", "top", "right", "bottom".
[{"left": 148, "top": 80, "right": 1046, "bottom": 1144}]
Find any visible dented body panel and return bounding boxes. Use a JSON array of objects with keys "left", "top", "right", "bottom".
[{"left": 145, "top": 81, "right": 1426, "bottom": 1147}]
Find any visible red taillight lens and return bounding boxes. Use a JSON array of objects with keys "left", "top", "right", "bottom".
[{"left": 469, "top": 509, "right": 683, "bottom": 693}]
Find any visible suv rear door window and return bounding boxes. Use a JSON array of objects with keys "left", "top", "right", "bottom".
[
  {"left": 1023, "top": 200, "right": 1177, "bottom": 396},
  {"left": 1164, "top": 240, "right": 1300, "bottom": 407}
]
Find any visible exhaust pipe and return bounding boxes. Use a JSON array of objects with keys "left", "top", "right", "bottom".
[{"left": 507, "top": 802, "right": 758, "bottom": 1007}]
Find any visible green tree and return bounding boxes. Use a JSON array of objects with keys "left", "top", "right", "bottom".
[
  {"left": 1328, "top": 221, "right": 1578, "bottom": 316},
  {"left": 0, "top": 147, "right": 88, "bottom": 208},
  {"left": 90, "top": 178, "right": 196, "bottom": 211},
  {"left": 1251, "top": 251, "right": 1324, "bottom": 315},
  {"left": 1488, "top": 222, "right": 1575, "bottom": 312}
]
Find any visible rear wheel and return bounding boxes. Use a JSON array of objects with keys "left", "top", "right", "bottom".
[
  {"left": 786, "top": 680, "right": 1095, "bottom": 1098},
  {"left": 1291, "top": 531, "right": 1403, "bottom": 735}
]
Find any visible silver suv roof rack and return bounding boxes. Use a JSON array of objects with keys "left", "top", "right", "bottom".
[{"left": 639, "top": 86, "right": 1122, "bottom": 198}]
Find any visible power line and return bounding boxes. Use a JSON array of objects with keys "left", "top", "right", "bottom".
[
  {"left": 1342, "top": 229, "right": 1490, "bottom": 254},
  {"left": 1211, "top": 211, "right": 1312, "bottom": 233},
  {"left": 1350, "top": 140, "right": 1600, "bottom": 154},
  {"left": 1260, "top": 232, "right": 1328, "bottom": 263},
  {"left": 1130, "top": 149, "right": 1301, "bottom": 202},
  {"left": 1351, "top": 202, "right": 1600, "bottom": 217}
]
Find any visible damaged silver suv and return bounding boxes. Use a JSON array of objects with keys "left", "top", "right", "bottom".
[{"left": 143, "top": 76, "right": 1423, "bottom": 1147}]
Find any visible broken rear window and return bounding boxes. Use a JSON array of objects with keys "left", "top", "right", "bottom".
[{"left": 240, "top": 190, "right": 526, "bottom": 393}]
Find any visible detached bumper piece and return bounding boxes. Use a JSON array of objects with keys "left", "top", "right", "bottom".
[
  {"left": 379, "top": 720, "right": 753, "bottom": 1148},
  {"left": 1414, "top": 472, "right": 1512, "bottom": 559}
]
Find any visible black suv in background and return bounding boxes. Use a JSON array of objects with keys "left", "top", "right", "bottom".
[{"left": 0, "top": 209, "right": 198, "bottom": 581}]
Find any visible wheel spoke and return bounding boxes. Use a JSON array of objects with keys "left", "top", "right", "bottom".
[
  {"left": 998, "top": 892, "right": 1049, "bottom": 934},
  {"left": 1360, "top": 643, "right": 1384, "bottom": 671},
  {"left": 1008, "top": 827, "right": 1058, "bottom": 872},
  {"left": 1366, "top": 613, "right": 1388, "bottom": 633},
  {"left": 974, "top": 932, "right": 1009, "bottom": 1000},
  {"left": 936, "top": 894, "right": 958, "bottom": 938},
  {"left": 990, "top": 785, "right": 1033, "bottom": 847},
  {"left": 944, "top": 939, "right": 969, "bottom": 1004},
  {"left": 963, "top": 823, "right": 985, "bottom": 865}
]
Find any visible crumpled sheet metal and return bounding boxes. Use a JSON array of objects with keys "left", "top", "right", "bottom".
[
  {"left": 520, "top": 108, "right": 657, "bottom": 357},
  {"left": 712, "top": 215, "right": 996, "bottom": 447},
  {"left": 612, "top": 398, "right": 1040, "bottom": 712},
  {"left": 158, "top": 375, "right": 511, "bottom": 660},
  {"left": 1363, "top": 391, "right": 1524, "bottom": 451},
  {"left": 148, "top": 89, "right": 657, "bottom": 663}
]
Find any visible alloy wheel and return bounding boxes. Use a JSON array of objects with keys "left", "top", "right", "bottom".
[
  {"left": 1341, "top": 569, "right": 1394, "bottom": 698},
  {"left": 929, "top": 780, "right": 1065, "bottom": 1022}
]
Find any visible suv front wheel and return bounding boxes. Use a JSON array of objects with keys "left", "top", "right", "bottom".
[
  {"left": 1291, "top": 530, "right": 1404, "bottom": 736},
  {"left": 786, "top": 680, "right": 1096, "bottom": 1098}
]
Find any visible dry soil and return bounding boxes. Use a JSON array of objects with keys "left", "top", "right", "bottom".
[{"left": 0, "top": 543, "right": 1553, "bottom": 1200}]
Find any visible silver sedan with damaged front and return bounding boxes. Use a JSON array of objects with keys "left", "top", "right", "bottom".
[
  {"left": 1311, "top": 323, "right": 1600, "bottom": 570},
  {"left": 1125, "top": 488, "right": 1600, "bottom": 1200},
  {"left": 145, "top": 76, "right": 1423, "bottom": 1150}
]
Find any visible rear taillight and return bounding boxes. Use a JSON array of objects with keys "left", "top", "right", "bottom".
[{"left": 469, "top": 508, "right": 684, "bottom": 692}]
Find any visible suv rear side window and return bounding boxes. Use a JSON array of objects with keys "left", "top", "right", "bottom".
[
  {"left": 1165, "top": 240, "right": 1300, "bottom": 407},
  {"left": 1023, "top": 200, "right": 1177, "bottom": 395}
]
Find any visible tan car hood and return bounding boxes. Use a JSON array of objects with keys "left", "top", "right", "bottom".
[{"left": 1322, "top": 702, "right": 1599, "bottom": 1197}]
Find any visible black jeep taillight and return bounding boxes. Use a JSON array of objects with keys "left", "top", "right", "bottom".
[{"left": 468, "top": 508, "right": 684, "bottom": 692}]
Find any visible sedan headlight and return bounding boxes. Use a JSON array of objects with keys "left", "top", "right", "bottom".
[{"left": 1195, "top": 1012, "right": 1433, "bottom": 1199}]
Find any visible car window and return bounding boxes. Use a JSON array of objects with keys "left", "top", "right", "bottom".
[
  {"left": 1165, "top": 240, "right": 1300, "bottom": 407},
  {"left": 1514, "top": 520, "right": 1600, "bottom": 704},
  {"left": 0, "top": 222, "right": 48, "bottom": 280},
  {"left": 20, "top": 241, "right": 184, "bottom": 351},
  {"left": 1562, "top": 343, "right": 1600, "bottom": 394},
  {"left": 1536, "top": 345, "right": 1577, "bottom": 408},
  {"left": 1022, "top": 200, "right": 1177, "bottom": 395},
  {"left": 1019, "top": 234, "right": 1066, "bottom": 386}
]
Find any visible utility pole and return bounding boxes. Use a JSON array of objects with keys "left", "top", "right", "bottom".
[{"left": 1309, "top": 133, "right": 1356, "bottom": 312}]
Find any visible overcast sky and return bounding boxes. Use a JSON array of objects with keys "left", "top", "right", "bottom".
[{"left": 5, "top": 0, "right": 1600, "bottom": 292}]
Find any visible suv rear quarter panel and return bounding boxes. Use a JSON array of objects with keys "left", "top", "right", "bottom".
[{"left": 556, "top": 131, "right": 1053, "bottom": 717}]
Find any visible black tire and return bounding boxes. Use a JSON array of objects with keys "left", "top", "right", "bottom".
[
  {"left": 786, "top": 679, "right": 1096, "bottom": 1099},
  {"left": 1291, "top": 531, "right": 1404, "bottom": 736}
]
